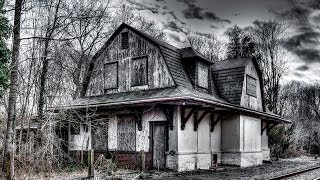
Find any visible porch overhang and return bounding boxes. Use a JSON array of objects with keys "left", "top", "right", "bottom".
[{"left": 49, "top": 94, "right": 291, "bottom": 124}]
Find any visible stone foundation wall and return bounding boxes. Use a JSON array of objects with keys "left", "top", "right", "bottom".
[{"left": 240, "top": 151, "right": 262, "bottom": 167}]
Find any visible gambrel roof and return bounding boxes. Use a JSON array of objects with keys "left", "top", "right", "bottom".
[{"left": 51, "top": 23, "right": 288, "bottom": 123}]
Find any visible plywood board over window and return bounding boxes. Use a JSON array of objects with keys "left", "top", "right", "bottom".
[
  {"left": 104, "top": 62, "right": 118, "bottom": 90},
  {"left": 131, "top": 57, "right": 148, "bottom": 86},
  {"left": 92, "top": 119, "right": 109, "bottom": 151},
  {"left": 117, "top": 115, "right": 136, "bottom": 151},
  {"left": 198, "top": 62, "right": 209, "bottom": 89},
  {"left": 246, "top": 75, "right": 257, "bottom": 97}
]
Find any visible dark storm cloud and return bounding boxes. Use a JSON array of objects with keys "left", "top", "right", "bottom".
[
  {"left": 210, "top": 24, "right": 218, "bottom": 29},
  {"left": 271, "top": 0, "right": 320, "bottom": 64},
  {"left": 164, "top": 21, "right": 185, "bottom": 33},
  {"left": 293, "top": 72, "right": 304, "bottom": 78},
  {"left": 296, "top": 65, "right": 310, "bottom": 71},
  {"left": 167, "top": 11, "right": 187, "bottom": 25},
  {"left": 178, "top": 0, "right": 230, "bottom": 24},
  {"left": 204, "top": 12, "right": 231, "bottom": 23},
  {"left": 127, "top": 0, "right": 159, "bottom": 14}
]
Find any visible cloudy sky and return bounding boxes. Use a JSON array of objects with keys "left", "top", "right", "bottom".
[{"left": 125, "top": 0, "right": 320, "bottom": 84}]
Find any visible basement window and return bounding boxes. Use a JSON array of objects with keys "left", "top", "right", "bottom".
[
  {"left": 121, "top": 32, "right": 129, "bottom": 49},
  {"left": 131, "top": 56, "right": 148, "bottom": 86},
  {"left": 104, "top": 62, "right": 118, "bottom": 90},
  {"left": 246, "top": 75, "right": 257, "bottom": 97}
]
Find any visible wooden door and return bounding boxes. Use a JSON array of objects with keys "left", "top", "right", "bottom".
[{"left": 151, "top": 122, "right": 166, "bottom": 169}]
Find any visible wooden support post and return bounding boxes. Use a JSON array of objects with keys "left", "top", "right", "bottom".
[
  {"left": 88, "top": 149, "right": 94, "bottom": 177},
  {"left": 261, "top": 121, "right": 268, "bottom": 135},
  {"left": 140, "top": 150, "right": 145, "bottom": 171}
]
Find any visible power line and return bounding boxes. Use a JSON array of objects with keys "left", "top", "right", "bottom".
[{"left": 289, "top": 0, "right": 319, "bottom": 43}]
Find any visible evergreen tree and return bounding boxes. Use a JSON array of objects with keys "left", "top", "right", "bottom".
[
  {"left": 226, "top": 25, "right": 242, "bottom": 59},
  {"left": 0, "top": 0, "right": 10, "bottom": 98},
  {"left": 226, "top": 25, "right": 257, "bottom": 59}
]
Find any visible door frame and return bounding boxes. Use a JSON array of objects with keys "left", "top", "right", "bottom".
[{"left": 149, "top": 121, "right": 168, "bottom": 168}]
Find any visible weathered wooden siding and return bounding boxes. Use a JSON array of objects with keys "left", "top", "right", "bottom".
[
  {"left": 212, "top": 67, "right": 245, "bottom": 104},
  {"left": 240, "top": 61, "right": 263, "bottom": 111},
  {"left": 87, "top": 28, "right": 175, "bottom": 96}
]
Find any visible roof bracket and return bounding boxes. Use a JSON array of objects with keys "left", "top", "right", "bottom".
[
  {"left": 211, "top": 112, "right": 222, "bottom": 132},
  {"left": 261, "top": 121, "right": 279, "bottom": 135},
  {"left": 267, "top": 122, "right": 278, "bottom": 135},
  {"left": 181, "top": 106, "right": 198, "bottom": 130},
  {"left": 194, "top": 109, "right": 211, "bottom": 131},
  {"left": 160, "top": 105, "right": 174, "bottom": 130}
]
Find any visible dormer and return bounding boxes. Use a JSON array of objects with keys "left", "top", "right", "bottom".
[
  {"left": 179, "top": 47, "right": 213, "bottom": 90},
  {"left": 212, "top": 58, "right": 265, "bottom": 111}
]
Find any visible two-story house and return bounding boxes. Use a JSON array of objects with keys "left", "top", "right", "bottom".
[{"left": 56, "top": 23, "right": 290, "bottom": 171}]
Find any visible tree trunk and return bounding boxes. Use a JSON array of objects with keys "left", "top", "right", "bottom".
[{"left": 2, "top": 0, "right": 22, "bottom": 179}]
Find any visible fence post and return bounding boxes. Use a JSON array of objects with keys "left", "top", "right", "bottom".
[
  {"left": 88, "top": 149, "right": 94, "bottom": 177},
  {"left": 140, "top": 150, "right": 145, "bottom": 171}
]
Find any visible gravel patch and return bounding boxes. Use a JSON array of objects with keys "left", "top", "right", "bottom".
[{"left": 154, "top": 160, "right": 320, "bottom": 180}]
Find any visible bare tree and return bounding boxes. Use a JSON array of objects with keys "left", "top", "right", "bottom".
[
  {"left": 2, "top": 0, "right": 22, "bottom": 178},
  {"left": 80, "top": 5, "right": 165, "bottom": 97},
  {"left": 249, "top": 19, "right": 288, "bottom": 114},
  {"left": 181, "top": 31, "right": 224, "bottom": 62}
]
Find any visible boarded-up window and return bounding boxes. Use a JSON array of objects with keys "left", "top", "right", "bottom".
[
  {"left": 246, "top": 75, "right": 257, "bottom": 97},
  {"left": 131, "top": 57, "right": 148, "bottom": 86},
  {"left": 198, "top": 62, "right": 209, "bottom": 88},
  {"left": 121, "top": 32, "right": 129, "bottom": 49},
  {"left": 104, "top": 62, "right": 118, "bottom": 89},
  {"left": 117, "top": 115, "right": 136, "bottom": 151},
  {"left": 92, "top": 119, "right": 109, "bottom": 151}
]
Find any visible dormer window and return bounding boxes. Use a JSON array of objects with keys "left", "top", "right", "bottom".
[
  {"left": 198, "top": 62, "right": 209, "bottom": 89},
  {"left": 121, "top": 32, "right": 129, "bottom": 49},
  {"left": 131, "top": 56, "right": 148, "bottom": 86},
  {"left": 246, "top": 75, "right": 257, "bottom": 97}
]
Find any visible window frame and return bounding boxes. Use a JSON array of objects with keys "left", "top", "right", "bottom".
[
  {"left": 197, "top": 62, "right": 209, "bottom": 89},
  {"left": 104, "top": 61, "right": 119, "bottom": 90},
  {"left": 131, "top": 56, "right": 148, "bottom": 87},
  {"left": 246, "top": 74, "right": 257, "bottom": 97},
  {"left": 117, "top": 114, "right": 136, "bottom": 152},
  {"left": 121, "top": 32, "right": 129, "bottom": 49}
]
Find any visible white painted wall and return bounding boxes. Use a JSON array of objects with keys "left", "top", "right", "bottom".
[
  {"left": 240, "top": 61, "right": 263, "bottom": 111},
  {"left": 108, "top": 115, "right": 117, "bottom": 150},
  {"left": 178, "top": 108, "right": 197, "bottom": 153},
  {"left": 176, "top": 107, "right": 222, "bottom": 171},
  {"left": 137, "top": 108, "right": 167, "bottom": 152},
  {"left": 240, "top": 115, "right": 261, "bottom": 152},
  {"left": 221, "top": 115, "right": 240, "bottom": 151}
]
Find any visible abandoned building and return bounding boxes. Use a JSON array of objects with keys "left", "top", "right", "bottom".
[{"left": 54, "top": 23, "right": 290, "bottom": 171}]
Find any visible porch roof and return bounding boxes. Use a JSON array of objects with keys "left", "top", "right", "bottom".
[{"left": 50, "top": 86, "right": 291, "bottom": 124}]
